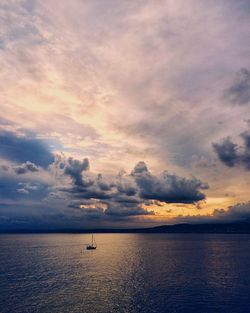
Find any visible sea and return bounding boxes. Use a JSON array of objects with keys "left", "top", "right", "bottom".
[{"left": 1, "top": 233, "right": 250, "bottom": 313}]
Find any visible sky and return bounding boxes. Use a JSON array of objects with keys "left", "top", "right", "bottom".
[{"left": 0, "top": 0, "right": 250, "bottom": 230}]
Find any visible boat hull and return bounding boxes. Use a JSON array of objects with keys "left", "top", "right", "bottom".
[{"left": 86, "top": 246, "right": 96, "bottom": 250}]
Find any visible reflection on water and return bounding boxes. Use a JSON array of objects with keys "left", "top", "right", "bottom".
[{"left": 1, "top": 234, "right": 250, "bottom": 313}]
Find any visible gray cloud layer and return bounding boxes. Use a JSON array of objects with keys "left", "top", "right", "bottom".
[{"left": 0, "top": 128, "right": 209, "bottom": 228}]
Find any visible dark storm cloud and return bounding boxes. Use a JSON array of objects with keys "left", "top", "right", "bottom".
[
  {"left": 224, "top": 68, "right": 250, "bottom": 105},
  {"left": 213, "top": 130, "right": 250, "bottom": 170},
  {"left": 62, "top": 157, "right": 138, "bottom": 202},
  {"left": 132, "top": 162, "right": 208, "bottom": 204},
  {"left": 213, "top": 138, "right": 238, "bottom": 167},
  {"left": 0, "top": 131, "right": 54, "bottom": 168},
  {"left": 64, "top": 157, "right": 91, "bottom": 186},
  {"left": 14, "top": 161, "right": 39, "bottom": 174},
  {"left": 62, "top": 158, "right": 208, "bottom": 217}
]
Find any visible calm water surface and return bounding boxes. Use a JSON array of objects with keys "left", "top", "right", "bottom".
[{"left": 1, "top": 234, "right": 250, "bottom": 313}]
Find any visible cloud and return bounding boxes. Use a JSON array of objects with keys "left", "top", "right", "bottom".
[
  {"left": 224, "top": 68, "right": 250, "bottom": 105},
  {"left": 213, "top": 129, "right": 250, "bottom": 170},
  {"left": 132, "top": 162, "right": 208, "bottom": 204},
  {"left": 0, "top": 131, "right": 54, "bottom": 168},
  {"left": 64, "top": 157, "right": 91, "bottom": 186},
  {"left": 1, "top": 0, "right": 249, "bottom": 174},
  {"left": 213, "top": 137, "right": 238, "bottom": 167},
  {"left": 61, "top": 159, "right": 208, "bottom": 221},
  {"left": 213, "top": 201, "right": 250, "bottom": 221},
  {"left": 132, "top": 161, "right": 148, "bottom": 174},
  {"left": 105, "top": 202, "right": 153, "bottom": 217},
  {"left": 14, "top": 161, "right": 39, "bottom": 174}
]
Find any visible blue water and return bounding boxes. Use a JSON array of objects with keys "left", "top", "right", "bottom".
[{"left": 1, "top": 234, "right": 250, "bottom": 313}]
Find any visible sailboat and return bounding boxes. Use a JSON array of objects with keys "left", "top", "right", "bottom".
[{"left": 86, "top": 234, "right": 97, "bottom": 250}]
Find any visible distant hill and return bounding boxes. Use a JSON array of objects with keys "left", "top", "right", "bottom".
[
  {"left": 2, "top": 221, "right": 250, "bottom": 234},
  {"left": 141, "top": 222, "right": 250, "bottom": 234}
]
